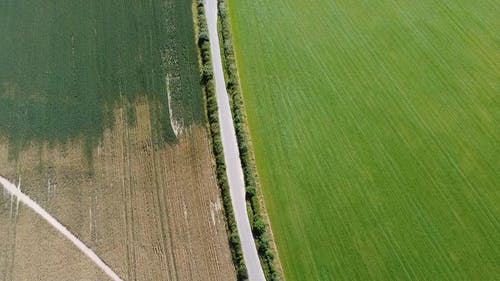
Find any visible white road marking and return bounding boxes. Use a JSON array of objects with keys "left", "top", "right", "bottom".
[{"left": 0, "top": 175, "right": 123, "bottom": 281}]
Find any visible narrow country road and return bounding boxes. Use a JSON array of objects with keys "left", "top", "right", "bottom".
[
  {"left": 203, "top": 0, "right": 266, "bottom": 280},
  {"left": 0, "top": 176, "right": 123, "bottom": 281}
]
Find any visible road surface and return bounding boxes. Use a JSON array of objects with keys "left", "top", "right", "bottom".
[{"left": 203, "top": 0, "right": 266, "bottom": 280}]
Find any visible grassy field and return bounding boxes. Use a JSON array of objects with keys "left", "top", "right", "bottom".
[
  {"left": 229, "top": 0, "right": 499, "bottom": 280},
  {"left": 0, "top": 1, "right": 236, "bottom": 280}
]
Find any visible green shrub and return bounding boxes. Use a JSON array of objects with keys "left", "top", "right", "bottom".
[
  {"left": 245, "top": 186, "right": 256, "bottom": 198},
  {"left": 253, "top": 217, "right": 266, "bottom": 236}
]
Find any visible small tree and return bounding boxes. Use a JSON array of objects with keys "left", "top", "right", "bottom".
[
  {"left": 253, "top": 217, "right": 266, "bottom": 236},
  {"left": 246, "top": 186, "right": 256, "bottom": 198},
  {"left": 198, "top": 31, "right": 209, "bottom": 47}
]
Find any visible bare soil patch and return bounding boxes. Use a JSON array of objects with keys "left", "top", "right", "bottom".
[{"left": 0, "top": 99, "right": 235, "bottom": 281}]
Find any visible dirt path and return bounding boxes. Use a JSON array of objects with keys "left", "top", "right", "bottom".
[
  {"left": 203, "top": 0, "right": 266, "bottom": 280},
  {"left": 0, "top": 176, "right": 123, "bottom": 281}
]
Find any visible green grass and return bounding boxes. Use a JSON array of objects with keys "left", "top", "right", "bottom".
[
  {"left": 229, "top": 0, "right": 499, "bottom": 280},
  {"left": 0, "top": 0, "right": 203, "bottom": 160}
]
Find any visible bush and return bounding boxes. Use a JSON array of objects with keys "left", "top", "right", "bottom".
[
  {"left": 245, "top": 186, "right": 256, "bottom": 198},
  {"left": 198, "top": 31, "right": 210, "bottom": 47},
  {"left": 201, "top": 65, "right": 213, "bottom": 84},
  {"left": 253, "top": 217, "right": 266, "bottom": 236}
]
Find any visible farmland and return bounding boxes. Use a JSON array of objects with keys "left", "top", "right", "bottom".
[
  {"left": 0, "top": 0, "right": 235, "bottom": 280},
  {"left": 0, "top": 0, "right": 205, "bottom": 160},
  {"left": 229, "top": 0, "right": 500, "bottom": 280}
]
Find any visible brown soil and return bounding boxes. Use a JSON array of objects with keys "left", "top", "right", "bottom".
[{"left": 0, "top": 98, "right": 235, "bottom": 281}]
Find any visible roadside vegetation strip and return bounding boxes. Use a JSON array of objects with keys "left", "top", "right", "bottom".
[
  {"left": 193, "top": 1, "right": 248, "bottom": 280},
  {"left": 0, "top": 176, "right": 123, "bottom": 281},
  {"left": 217, "top": 0, "right": 282, "bottom": 280},
  {"left": 204, "top": 0, "right": 268, "bottom": 278}
]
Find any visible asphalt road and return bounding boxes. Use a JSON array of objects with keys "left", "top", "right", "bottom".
[{"left": 203, "top": 0, "right": 266, "bottom": 280}]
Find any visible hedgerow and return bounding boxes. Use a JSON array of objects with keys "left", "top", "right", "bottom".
[{"left": 193, "top": 1, "right": 248, "bottom": 280}]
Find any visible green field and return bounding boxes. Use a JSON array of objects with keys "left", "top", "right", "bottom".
[
  {"left": 229, "top": 0, "right": 499, "bottom": 280},
  {"left": 0, "top": 0, "right": 203, "bottom": 160}
]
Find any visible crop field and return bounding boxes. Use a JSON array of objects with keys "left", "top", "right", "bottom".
[
  {"left": 229, "top": 0, "right": 499, "bottom": 280},
  {"left": 0, "top": 1, "right": 235, "bottom": 281},
  {"left": 0, "top": 0, "right": 205, "bottom": 160}
]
